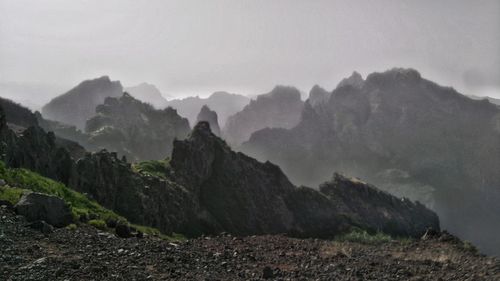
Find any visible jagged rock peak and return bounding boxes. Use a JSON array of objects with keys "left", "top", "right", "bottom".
[
  {"left": 337, "top": 71, "right": 365, "bottom": 89},
  {"left": 308, "top": 85, "right": 330, "bottom": 106},
  {"left": 196, "top": 105, "right": 221, "bottom": 136}
]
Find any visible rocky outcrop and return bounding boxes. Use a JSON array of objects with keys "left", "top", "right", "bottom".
[
  {"left": 125, "top": 83, "right": 169, "bottom": 109},
  {"left": 224, "top": 86, "right": 304, "bottom": 145},
  {"left": 242, "top": 67, "right": 500, "bottom": 255},
  {"left": 14, "top": 192, "right": 73, "bottom": 227},
  {"left": 167, "top": 91, "right": 249, "bottom": 127},
  {"left": 85, "top": 93, "right": 190, "bottom": 161},
  {"left": 0, "top": 97, "right": 38, "bottom": 128},
  {"left": 196, "top": 105, "right": 221, "bottom": 136},
  {"left": 42, "top": 76, "right": 123, "bottom": 130},
  {"left": 170, "top": 122, "right": 437, "bottom": 237}
]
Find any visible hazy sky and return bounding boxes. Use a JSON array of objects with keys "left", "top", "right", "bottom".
[{"left": 0, "top": 0, "right": 499, "bottom": 101}]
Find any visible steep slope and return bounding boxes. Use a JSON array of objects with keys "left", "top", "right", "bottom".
[
  {"left": 125, "top": 82, "right": 169, "bottom": 108},
  {"left": 85, "top": 93, "right": 190, "bottom": 162},
  {"left": 223, "top": 86, "right": 304, "bottom": 145},
  {"left": 196, "top": 105, "right": 221, "bottom": 136},
  {"left": 167, "top": 91, "right": 249, "bottom": 127},
  {"left": 42, "top": 76, "right": 123, "bottom": 130},
  {"left": 243, "top": 68, "right": 500, "bottom": 255}
]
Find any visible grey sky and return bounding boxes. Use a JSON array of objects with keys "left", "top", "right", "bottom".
[{"left": 0, "top": 0, "right": 499, "bottom": 101}]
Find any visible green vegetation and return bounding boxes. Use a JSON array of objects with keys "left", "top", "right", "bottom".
[
  {"left": 88, "top": 219, "right": 107, "bottom": 230},
  {"left": 133, "top": 159, "right": 169, "bottom": 179},
  {"left": 336, "top": 229, "right": 393, "bottom": 245},
  {"left": 0, "top": 161, "right": 184, "bottom": 241}
]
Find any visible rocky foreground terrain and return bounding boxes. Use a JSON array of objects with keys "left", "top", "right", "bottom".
[{"left": 1, "top": 207, "right": 498, "bottom": 281}]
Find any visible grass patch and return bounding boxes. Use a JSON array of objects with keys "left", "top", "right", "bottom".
[
  {"left": 133, "top": 159, "right": 169, "bottom": 179},
  {"left": 0, "top": 186, "right": 25, "bottom": 205},
  {"left": 336, "top": 229, "right": 393, "bottom": 245}
]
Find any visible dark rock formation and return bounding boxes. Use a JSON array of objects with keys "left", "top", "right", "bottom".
[
  {"left": 170, "top": 122, "right": 437, "bottom": 237},
  {"left": 0, "top": 97, "right": 38, "bottom": 128},
  {"left": 242, "top": 67, "right": 500, "bottom": 255},
  {"left": 125, "top": 82, "right": 169, "bottom": 109},
  {"left": 224, "top": 86, "right": 304, "bottom": 145},
  {"left": 196, "top": 105, "right": 221, "bottom": 136},
  {"left": 167, "top": 91, "right": 249, "bottom": 127},
  {"left": 85, "top": 93, "right": 190, "bottom": 161},
  {"left": 42, "top": 76, "right": 123, "bottom": 130},
  {"left": 14, "top": 192, "right": 73, "bottom": 227}
]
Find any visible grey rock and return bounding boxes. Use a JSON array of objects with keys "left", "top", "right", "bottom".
[{"left": 14, "top": 192, "right": 72, "bottom": 227}]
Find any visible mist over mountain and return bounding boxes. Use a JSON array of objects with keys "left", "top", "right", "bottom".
[
  {"left": 224, "top": 86, "right": 304, "bottom": 145},
  {"left": 42, "top": 76, "right": 123, "bottom": 130},
  {"left": 125, "top": 83, "right": 169, "bottom": 109},
  {"left": 242, "top": 68, "right": 500, "bottom": 255},
  {"left": 85, "top": 93, "right": 190, "bottom": 162},
  {"left": 167, "top": 91, "right": 249, "bottom": 127}
]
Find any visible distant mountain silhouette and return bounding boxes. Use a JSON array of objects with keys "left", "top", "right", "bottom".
[
  {"left": 42, "top": 76, "right": 123, "bottom": 130},
  {"left": 125, "top": 83, "right": 169, "bottom": 109},
  {"left": 468, "top": 94, "right": 500, "bottom": 106},
  {"left": 223, "top": 86, "right": 304, "bottom": 145},
  {"left": 196, "top": 105, "right": 221, "bottom": 136},
  {"left": 167, "top": 91, "right": 249, "bottom": 127},
  {"left": 243, "top": 68, "right": 500, "bottom": 256}
]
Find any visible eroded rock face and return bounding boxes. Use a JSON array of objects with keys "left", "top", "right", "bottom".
[
  {"left": 224, "top": 86, "right": 304, "bottom": 145},
  {"left": 42, "top": 76, "right": 123, "bottom": 130},
  {"left": 14, "top": 192, "right": 73, "bottom": 227},
  {"left": 196, "top": 105, "right": 221, "bottom": 136},
  {"left": 85, "top": 93, "right": 191, "bottom": 162},
  {"left": 70, "top": 149, "right": 196, "bottom": 235},
  {"left": 125, "top": 83, "right": 169, "bottom": 109}
]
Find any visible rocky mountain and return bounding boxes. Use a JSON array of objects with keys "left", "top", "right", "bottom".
[
  {"left": 167, "top": 91, "right": 249, "bottom": 127},
  {"left": 0, "top": 99, "right": 439, "bottom": 239},
  {"left": 196, "top": 105, "right": 221, "bottom": 136},
  {"left": 223, "top": 86, "right": 304, "bottom": 145},
  {"left": 242, "top": 68, "right": 500, "bottom": 255},
  {"left": 125, "top": 82, "right": 169, "bottom": 109},
  {"left": 42, "top": 76, "right": 123, "bottom": 130},
  {"left": 85, "top": 93, "right": 191, "bottom": 162}
]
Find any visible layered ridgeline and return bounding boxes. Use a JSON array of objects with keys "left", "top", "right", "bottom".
[
  {"left": 167, "top": 91, "right": 250, "bottom": 127},
  {"left": 242, "top": 68, "right": 500, "bottom": 255},
  {"left": 223, "top": 86, "right": 304, "bottom": 145},
  {"left": 85, "top": 93, "right": 190, "bottom": 162},
  {"left": 0, "top": 101, "right": 439, "bottom": 239},
  {"left": 125, "top": 82, "right": 169, "bottom": 109},
  {"left": 42, "top": 76, "right": 123, "bottom": 130}
]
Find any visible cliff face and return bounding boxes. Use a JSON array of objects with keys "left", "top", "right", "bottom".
[
  {"left": 223, "top": 86, "right": 304, "bottom": 145},
  {"left": 242, "top": 68, "right": 500, "bottom": 255},
  {"left": 85, "top": 93, "right": 191, "bottom": 162},
  {"left": 42, "top": 76, "right": 123, "bottom": 130}
]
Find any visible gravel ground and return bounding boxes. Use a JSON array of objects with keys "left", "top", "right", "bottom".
[{"left": 1, "top": 206, "right": 499, "bottom": 281}]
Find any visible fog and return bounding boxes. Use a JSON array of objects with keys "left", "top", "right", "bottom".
[{"left": 0, "top": 0, "right": 499, "bottom": 104}]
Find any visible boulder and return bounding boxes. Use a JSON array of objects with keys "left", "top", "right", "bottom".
[
  {"left": 14, "top": 192, "right": 73, "bottom": 227},
  {"left": 115, "top": 221, "right": 132, "bottom": 238}
]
